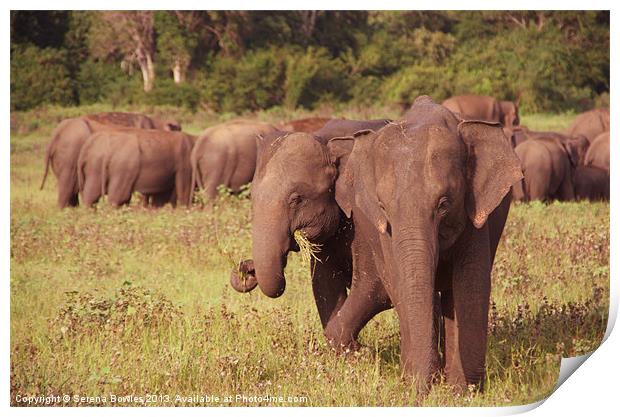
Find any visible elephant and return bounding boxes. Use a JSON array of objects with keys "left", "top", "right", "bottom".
[
  {"left": 77, "top": 127, "right": 194, "bottom": 207},
  {"left": 41, "top": 112, "right": 182, "bottom": 208},
  {"left": 85, "top": 112, "right": 182, "bottom": 132},
  {"left": 573, "top": 166, "right": 609, "bottom": 201},
  {"left": 442, "top": 94, "right": 519, "bottom": 126},
  {"left": 190, "top": 120, "right": 278, "bottom": 200},
  {"left": 512, "top": 135, "right": 584, "bottom": 202},
  {"left": 232, "top": 98, "right": 522, "bottom": 394},
  {"left": 278, "top": 117, "right": 332, "bottom": 133},
  {"left": 584, "top": 131, "right": 610, "bottom": 171},
  {"left": 566, "top": 108, "right": 610, "bottom": 144},
  {"left": 505, "top": 126, "right": 590, "bottom": 165},
  {"left": 228, "top": 118, "right": 391, "bottom": 294},
  {"left": 325, "top": 95, "right": 522, "bottom": 393}
]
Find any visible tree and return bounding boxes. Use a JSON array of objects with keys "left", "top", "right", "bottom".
[
  {"left": 155, "top": 11, "right": 204, "bottom": 84},
  {"left": 89, "top": 11, "right": 156, "bottom": 92}
]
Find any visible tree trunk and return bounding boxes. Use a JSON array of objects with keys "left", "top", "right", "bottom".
[
  {"left": 139, "top": 52, "right": 155, "bottom": 92},
  {"left": 172, "top": 58, "right": 185, "bottom": 84}
]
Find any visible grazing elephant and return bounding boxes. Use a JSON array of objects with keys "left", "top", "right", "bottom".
[
  {"left": 327, "top": 96, "right": 522, "bottom": 393},
  {"left": 573, "top": 166, "right": 609, "bottom": 201},
  {"left": 190, "top": 120, "right": 277, "bottom": 200},
  {"left": 77, "top": 128, "right": 194, "bottom": 207},
  {"left": 85, "top": 112, "right": 182, "bottom": 132},
  {"left": 512, "top": 135, "right": 582, "bottom": 202},
  {"left": 505, "top": 126, "right": 590, "bottom": 165},
  {"left": 566, "top": 108, "right": 610, "bottom": 144},
  {"left": 278, "top": 117, "right": 332, "bottom": 133},
  {"left": 584, "top": 131, "right": 610, "bottom": 171},
  {"left": 228, "top": 118, "right": 390, "bottom": 295},
  {"left": 41, "top": 112, "right": 181, "bottom": 208}
]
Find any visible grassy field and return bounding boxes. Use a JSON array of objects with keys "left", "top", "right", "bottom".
[{"left": 10, "top": 106, "right": 608, "bottom": 407}]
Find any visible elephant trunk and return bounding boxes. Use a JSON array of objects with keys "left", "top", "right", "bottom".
[
  {"left": 251, "top": 217, "right": 290, "bottom": 298},
  {"left": 230, "top": 259, "right": 258, "bottom": 293},
  {"left": 393, "top": 222, "right": 440, "bottom": 395}
]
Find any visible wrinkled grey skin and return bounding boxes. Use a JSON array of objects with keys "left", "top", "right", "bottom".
[
  {"left": 190, "top": 120, "right": 278, "bottom": 201},
  {"left": 332, "top": 96, "right": 522, "bottom": 394},
  {"left": 41, "top": 112, "right": 182, "bottom": 208},
  {"left": 584, "top": 131, "right": 610, "bottom": 171},
  {"left": 573, "top": 166, "right": 609, "bottom": 201},
  {"left": 77, "top": 128, "right": 194, "bottom": 207},
  {"left": 566, "top": 108, "right": 610, "bottom": 144},
  {"left": 512, "top": 136, "right": 582, "bottom": 202}
]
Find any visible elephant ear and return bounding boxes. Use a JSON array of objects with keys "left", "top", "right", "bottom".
[
  {"left": 327, "top": 129, "right": 374, "bottom": 218},
  {"left": 561, "top": 140, "right": 579, "bottom": 167},
  {"left": 458, "top": 120, "right": 524, "bottom": 229}
]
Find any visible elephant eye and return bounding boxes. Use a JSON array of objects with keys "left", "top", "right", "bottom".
[
  {"left": 437, "top": 197, "right": 450, "bottom": 216},
  {"left": 289, "top": 193, "right": 303, "bottom": 207}
]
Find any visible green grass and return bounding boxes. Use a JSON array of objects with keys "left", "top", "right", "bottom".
[{"left": 10, "top": 106, "right": 608, "bottom": 407}]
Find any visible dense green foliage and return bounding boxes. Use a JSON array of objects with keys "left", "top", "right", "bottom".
[{"left": 10, "top": 11, "right": 609, "bottom": 113}]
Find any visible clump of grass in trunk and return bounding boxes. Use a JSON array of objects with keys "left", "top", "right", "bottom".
[{"left": 294, "top": 230, "right": 322, "bottom": 267}]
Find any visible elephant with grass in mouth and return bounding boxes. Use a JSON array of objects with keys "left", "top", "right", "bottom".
[{"left": 230, "top": 100, "right": 522, "bottom": 395}]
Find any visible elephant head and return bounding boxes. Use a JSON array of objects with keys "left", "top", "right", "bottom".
[
  {"left": 562, "top": 134, "right": 590, "bottom": 167},
  {"left": 331, "top": 96, "right": 523, "bottom": 388},
  {"left": 242, "top": 131, "right": 345, "bottom": 298}
]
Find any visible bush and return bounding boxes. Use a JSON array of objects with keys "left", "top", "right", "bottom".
[
  {"left": 203, "top": 48, "right": 287, "bottom": 113},
  {"left": 10, "top": 45, "right": 74, "bottom": 110},
  {"left": 143, "top": 79, "right": 202, "bottom": 111},
  {"left": 76, "top": 59, "right": 135, "bottom": 105}
]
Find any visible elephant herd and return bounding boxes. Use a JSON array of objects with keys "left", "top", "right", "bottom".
[
  {"left": 442, "top": 95, "right": 610, "bottom": 203},
  {"left": 41, "top": 112, "right": 283, "bottom": 208},
  {"left": 39, "top": 95, "right": 610, "bottom": 396}
]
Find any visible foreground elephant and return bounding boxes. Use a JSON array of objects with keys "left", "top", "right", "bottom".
[
  {"left": 329, "top": 96, "right": 522, "bottom": 393},
  {"left": 442, "top": 94, "right": 519, "bottom": 126},
  {"left": 566, "top": 108, "right": 610, "bottom": 144},
  {"left": 190, "top": 120, "right": 277, "bottom": 200},
  {"left": 41, "top": 112, "right": 181, "bottom": 208},
  {"left": 512, "top": 136, "right": 582, "bottom": 202},
  {"left": 229, "top": 118, "right": 390, "bottom": 294},
  {"left": 233, "top": 98, "right": 522, "bottom": 394},
  {"left": 574, "top": 166, "right": 609, "bottom": 201},
  {"left": 278, "top": 117, "right": 332, "bottom": 132},
  {"left": 584, "top": 131, "right": 610, "bottom": 171},
  {"left": 77, "top": 128, "right": 194, "bottom": 207}
]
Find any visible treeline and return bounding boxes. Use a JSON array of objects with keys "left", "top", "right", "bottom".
[{"left": 10, "top": 11, "right": 609, "bottom": 113}]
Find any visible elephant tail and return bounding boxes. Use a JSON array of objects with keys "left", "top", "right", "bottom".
[
  {"left": 40, "top": 142, "right": 53, "bottom": 190},
  {"left": 189, "top": 154, "right": 204, "bottom": 203}
]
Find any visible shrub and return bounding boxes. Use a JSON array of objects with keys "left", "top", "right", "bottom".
[{"left": 10, "top": 45, "right": 74, "bottom": 110}]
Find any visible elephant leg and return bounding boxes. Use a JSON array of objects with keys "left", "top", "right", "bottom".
[
  {"left": 443, "top": 226, "right": 491, "bottom": 392},
  {"left": 107, "top": 176, "right": 134, "bottom": 207},
  {"left": 80, "top": 174, "right": 101, "bottom": 208},
  {"left": 175, "top": 169, "right": 192, "bottom": 207},
  {"left": 311, "top": 260, "right": 349, "bottom": 330},
  {"left": 324, "top": 274, "right": 391, "bottom": 350},
  {"left": 57, "top": 168, "right": 79, "bottom": 208},
  {"left": 526, "top": 178, "right": 548, "bottom": 202},
  {"left": 557, "top": 174, "right": 576, "bottom": 201}
]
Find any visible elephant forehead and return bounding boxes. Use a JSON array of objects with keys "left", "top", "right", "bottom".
[{"left": 377, "top": 124, "right": 464, "bottom": 162}]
